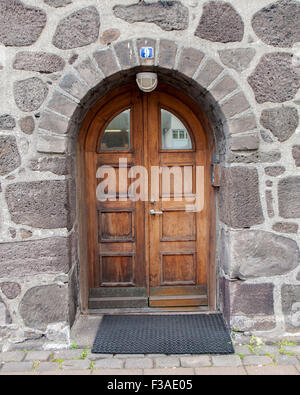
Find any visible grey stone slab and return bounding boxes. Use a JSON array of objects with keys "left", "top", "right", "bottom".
[
  {"left": 94, "top": 358, "right": 124, "bottom": 369},
  {"left": 35, "top": 362, "right": 61, "bottom": 372},
  {"left": 0, "top": 351, "right": 25, "bottom": 362},
  {"left": 62, "top": 360, "right": 91, "bottom": 370},
  {"left": 25, "top": 351, "right": 52, "bottom": 362},
  {"left": 212, "top": 355, "right": 242, "bottom": 367},
  {"left": 180, "top": 356, "right": 211, "bottom": 367},
  {"left": 243, "top": 355, "right": 273, "bottom": 366},
  {"left": 155, "top": 357, "right": 180, "bottom": 369},
  {"left": 53, "top": 349, "right": 88, "bottom": 361},
  {"left": 1, "top": 362, "right": 33, "bottom": 372},
  {"left": 125, "top": 358, "right": 153, "bottom": 369}
]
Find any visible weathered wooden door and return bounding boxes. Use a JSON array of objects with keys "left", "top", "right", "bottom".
[{"left": 85, "top": 85, "right": 210, "bottom": 310}]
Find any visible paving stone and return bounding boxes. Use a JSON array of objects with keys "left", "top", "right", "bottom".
[
  {"left": 243, "top": 355, "right": 273, "bottom": 366},
  {"left": 245, "top": 365, "right": 299, "bottom": 375},
  {"left": 211, "top": 355, "right": 242, "bottom": 367},
  {"left": 180, "top": 356, "right": 211, "bottom": 367},
  {"left": 35, "top": 362, "right": 61, "bottom": 372},
  {"left": 62, "top": 360, "right": 90, "bottom": 370},
  {"left": 53, "top": 349, "right": 87, "bottom": 360},
  {"left": 114, "top": 354, "right": 146, "bottom": 359},
  {"left": 155, "top": 357, "right": 180, "bottom": 369},
  {"left": 1, "top": 362, "right": 33, "bottom": 372},
  {"left": 40, "top": 370, "right": 91, "bottom": 375},
  {"left": 0, "top": 351, "right": 25, "bottom": 362},
  {"left": 275, "top": 354, "right": 299, "bottom": 365},
  {"left": 93, "top": 369, "right": 143, "bottom": 376},
  {"left": 280, "top": 346, "right": 300, "bottom": 355},
  {"left": 125, "top": 358, "right": 153, "bottom": 369},
  {"left": 25, "top": 351, "right": 51, "bottom": 362},
  {"left": 195, "top": 367, "right": 246, "bottom": 375},
  {"left": 87, "top": 352, "right": 113, "bottom": 361},
  {"left": 144, "top": 368, "right": 194, "bottom": 375},
  {"left": 94, "top": 358, "right": 124, "bottom": 369}
]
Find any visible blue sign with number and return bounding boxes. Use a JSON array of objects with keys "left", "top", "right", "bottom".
[{"left": 140, "top": 47, "right": 154, "bottom": 59}]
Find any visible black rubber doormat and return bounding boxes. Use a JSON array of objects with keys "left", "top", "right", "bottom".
[{"left": 92, "top": 314, "right": 234, "bottom": 354}]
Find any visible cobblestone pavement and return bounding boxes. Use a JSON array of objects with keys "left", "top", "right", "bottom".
[{"left": 0, "top": 342, "right": 300, "bottom": 375}]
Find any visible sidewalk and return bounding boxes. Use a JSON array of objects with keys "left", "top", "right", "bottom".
[{"left": 0, "top": 315, "right": 299, "bottom": 375}]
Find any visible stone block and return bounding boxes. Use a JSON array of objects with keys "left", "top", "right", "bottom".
[
  {"left": 37, "top": 132, "right": 68, "bottom": 154},
  {"left": 39, "top": 111, "right": 69, "bottom": 135},
  {"left": 0, "top": 0, "right": 47, "bottom": 47},
  {"left": 0, "top": 114, "right": 16, "bottom": 130},
  {"left": 230, "top": 132, "right": 259, "bottom": 151},
  {"left": 75, "top": 58, "right": 103, "bottom": 88},
  {"left": 114, "top": 40, "right": 138, "bottom": 70},
  {"left": 6, "top": 180, "right": 75, "bottom": 230},
  {"left": 218, "top": 48, "right": 256, "bottom": 72},
  {"left": 13, "top": 52, "right": 65, "bottom": 74},
  {"left": 155, "top": 357, "right": 180, "bottom": 368},
  {"left": 28, "top": 155, "right": 72, "bottom": 176},
  {"left": 281, "top": 285, "right": 300, "bottom": 332},
  {"left": 260, "top": 106, "right": 298, "bottom": 142},
  {"left": 196, "top": 59, "right": 223, "bottom": 89},
  {"left": 177, "top": 47, "right": 204, "bottom": 78},
  {"left": 14, "top": 77, "right": 48, "bottom": 112},
  {"left": 19, "top": 285, "right": 69, "bottom": 331},
  {"left": 210, "top": 75, "right": 238, "bottom": 101},
  {"left": 252, "top": 0, "right": 300, "bottom": 48},
  {"left": 159, "top": 39, "right": 177, "bottom": 69},
  {"left": 0, "top": 237, "right": 71, "bottom": 278},
  {"left": 59, "top": 74, "right": 89, "bottom": 101},
  {"left": 272, "top": 222, "right": 299, "bottom": 234},
  {"left": 52, "top": 6, "right": 100, "bottom": 50},
  {"left": 211, "top": 355, "right": 242, "bottom": 367},
  {"left": 221, "top": 230, "right": 300, "bottom": 280},
  {"left": 292, "top": 146, "right": 300, "bottom": 167},
  {"left": 136, "top": 38, "right": 157, "bottom": 66},
  {"left": 227, "top": 114, "right": 257, "bottom": 135},
  {"left": 0, "top": 136, "right": 21, "bottom": 176},
  {"left": 221, "top": 92, "right": 250, "bottom": 118},
  {"left": 19, "top": 116, "right": 35, "bottom": 135},
  {"left": 219, "top": 167, "right": 264, "bottom": 228},
  {"left": 93, "top": 49, "right": 120, "bottom": 77},
  {"left": 248, "top": 53, "right": 299, "bottom": 103},
  {"left": 278, "top": 177, "right": 300, "bottom": 218},
  {"left": 124, "top": 358, "right": 153, "bottom": 369},
  {"left": 195, "top": 1, "right": 243, "bottom": 43},
  {"left": 113, "top": 2, "right": 189, "bottom": 31},
  {"left": 47, "top": 91, "right": 78, "bottom": 119},
  {"left": 0, "top": 282, "right": 21, "bottom": 299}
]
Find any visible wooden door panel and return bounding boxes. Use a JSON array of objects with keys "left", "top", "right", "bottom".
[
  {"left": 85, "top": 86, "right": 210, "bottom": 309},
  {"left": 148, "top": 90, "right": 209, "bottom": 307},
  {"left": 100, "top": 254, "right": 134, "bottom": 286}
]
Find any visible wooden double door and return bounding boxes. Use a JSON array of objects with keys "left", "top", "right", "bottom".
[{"left": 84, "top": 85, "right": 211, "bottom": 310}]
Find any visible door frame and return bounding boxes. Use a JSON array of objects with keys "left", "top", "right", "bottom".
[{"left": 77, "top": 82, "right": 217, "bottom": 312}]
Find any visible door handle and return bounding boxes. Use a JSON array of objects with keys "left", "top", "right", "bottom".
[{"left": 150, "top": 209, "right": 163, "bottom": 215}]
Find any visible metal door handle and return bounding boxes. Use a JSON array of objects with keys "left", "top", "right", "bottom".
[{"left": 150, "top": 209, "right": 163, "bottom": 215}]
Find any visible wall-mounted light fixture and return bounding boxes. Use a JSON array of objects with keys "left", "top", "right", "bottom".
[{"left": 136, "top": 72, "right": 158, "bottom": 93}]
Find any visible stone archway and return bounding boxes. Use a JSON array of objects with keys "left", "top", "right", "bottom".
[{"left": 35, "top": 38, "right": 264, "bottom": 321}]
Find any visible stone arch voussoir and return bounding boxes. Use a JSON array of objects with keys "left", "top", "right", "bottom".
[{"left": 37, "top": 38, "right": 258, "bottom": 157}]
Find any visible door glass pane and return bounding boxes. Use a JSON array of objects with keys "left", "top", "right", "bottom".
[
  {"left": 100, "top": 109, "right": 130, "bottom": 151},
  {"left": 161, "top": 109, "right": 192, "bottom": 150}
]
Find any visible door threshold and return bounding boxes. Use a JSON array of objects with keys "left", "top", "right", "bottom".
[{"left": 87, "top": 306, "right": 211, "bottom": 315}]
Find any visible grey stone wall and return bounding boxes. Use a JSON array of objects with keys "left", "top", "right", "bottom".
[{"left": 0, "top": 0, "right": 299, "bottom": 349}]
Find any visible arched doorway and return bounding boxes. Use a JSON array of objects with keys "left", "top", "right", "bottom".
[{"left": 78, "top": 82, "right": 216, "bottom": 312}]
